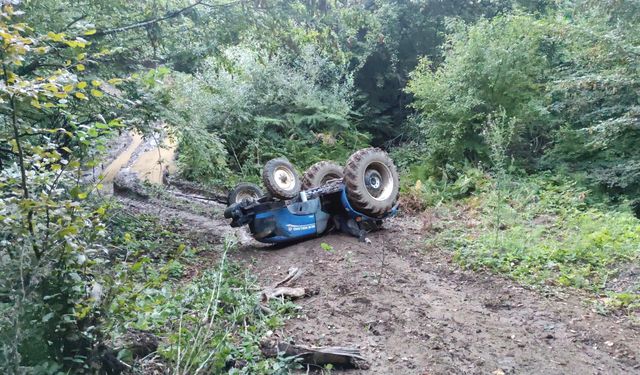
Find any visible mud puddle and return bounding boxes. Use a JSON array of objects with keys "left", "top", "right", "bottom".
[
  {"left": 100, "top": 130, "right": 177, "bottom": 187},
  {"left": 130, "top": 135, "right": 177, "bottom": 184},
  {"left": 101, "top": 132, "right": 143, "bottom": 185}
]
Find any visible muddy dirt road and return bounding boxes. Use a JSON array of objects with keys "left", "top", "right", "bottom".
[
  {"left": 237, "top": 219, "right": 640, "bottom": 374},
  {"left": 107, "top": 132, "right": 640, "bottom": 374},
  {"left": 120, "top": 192, "right": 640, "bottom": 375}
]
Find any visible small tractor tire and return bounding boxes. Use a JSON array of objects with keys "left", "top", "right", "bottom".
[
  {"left": 343, "top": 147, "right": 399, "bottom": 218},
  {"left": 228, "top": 183, "right": 263, "bottom": 206},
  {"left": 262, "top": 158, "right": 301, "bottom": 200},
  {"left": 302, "top": 161, "right": 344, "bottom": 190}
]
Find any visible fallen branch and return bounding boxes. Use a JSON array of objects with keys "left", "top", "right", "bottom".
[
  {"left": 262, "top": 286, "right": 314, "bottom": 301},
  {"left": 164, "top": 175, "right": 228, "bottom": 204},
  {"left": 260, "top": 267, "right": 315, "bottom": 301},
  {"left": 171, "top": 191, "right": 220, "bottom": 203},
  {"left": 274, "top": 267, "right": 302, "bottom": 288},
  {"left": 261, "top": 342, "right": 369, "bottom": 369}
]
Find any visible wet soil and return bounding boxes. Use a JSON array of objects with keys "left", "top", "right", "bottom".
[
  {"left": 105, "top": 136, "right": 640, "bottom": 374},
  {"left": 234, "top": 217, "right": 640, "bottom": 375},
  {"left": 130, "top": 135, "right": 177, "bottom": 184},
  {"left": 94, "top": 130, "right": 177, "bottom": 190},
  {"left": 119, "top": 190, "right": 640, "bottom": 374},
  {"left": 101, "top": 132, "right": 143, "bottom": 185}
]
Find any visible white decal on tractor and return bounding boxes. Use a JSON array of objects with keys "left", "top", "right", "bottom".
[{"left": 286, "top": 223, "right": 315, "bottom": 232}]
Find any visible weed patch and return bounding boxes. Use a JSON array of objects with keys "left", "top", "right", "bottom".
[
  {"left": 424, "top": 174, "right": 640, "bottom": 313},
  {"left": 97, "top": 210, "right": 296, "bottom": 373}
]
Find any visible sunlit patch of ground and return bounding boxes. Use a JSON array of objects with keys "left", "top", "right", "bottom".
[{"left": 101, "top": 131, "right": 177, "bottom": 186}]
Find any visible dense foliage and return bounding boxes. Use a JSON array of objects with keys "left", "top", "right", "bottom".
[
  {"left": 406, "top": 1, "right": 640, "bottom": 203},
  {"left": 407, "top": 13, "right": 553, "bottom": 168},
  {"left": 159, "top": 45, "right": 367, "bottom": 182}
]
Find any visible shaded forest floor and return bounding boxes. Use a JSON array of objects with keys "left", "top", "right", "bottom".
[{"left": 107, "top": 131, "right": 640, "bottom": 374}]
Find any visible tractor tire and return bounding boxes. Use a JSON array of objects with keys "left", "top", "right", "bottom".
[
  {"left": 301, "top": 161, "right": 344, "bottom": 190},
  {"left": 343, "top": 147, "right": 399, "bottom": 218},
  {"left": 262, "top": 158, "right": 301, "bottom": 200},
  {"left": 228, "top": 183, "right": 263, "bottom": 206}
]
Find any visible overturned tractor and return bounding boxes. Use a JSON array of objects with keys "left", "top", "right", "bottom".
[{"left": 224, "top": 148, "right": 399, "bottom": 244}]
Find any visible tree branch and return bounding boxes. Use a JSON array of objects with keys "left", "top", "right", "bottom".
[
  {"left": 64, "top": 14, "right": 88, "bottom": 31},
  {"left": 0, "top": 146, "right": 18, "bottom": 155},
  {"left": 17, "top": 59, "right": 67, "bottom": 76},
  {"left": 90, "top": 0, "right": 205, "bottom": 37},
  {"left": 87, "top": 1, "right": 242, "bottom": 38},
  {"left": 3, "top": 64, "right": 41, "bottom": 260}
]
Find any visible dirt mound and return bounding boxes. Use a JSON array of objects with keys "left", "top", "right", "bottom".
[{"left": 113, "top": 169, "right": 149, "bottom": 199}]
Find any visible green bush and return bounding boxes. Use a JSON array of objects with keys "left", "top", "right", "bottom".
[
  {"left": 544, "top": 2, "right": 640, "bottom": 197},
  {"left": 136, "top": 67, "right": 233, "bottom": 185},
  {"left": 406, "top": 13, "right": 554, "bottom": 172},
  {"left": 402, "top": 165, "right": 489, "bottom": 207},
  {"left": 101, "top": 216, "right": 297, "bottom": 374},
  {"left": 405, "top": 1, "right": 640, "bottom": 203},
  {"left": 0, "top": 13, "right": 124, "bottom": 371},
  {"left": 160, "top": 45, "right": 369, "bottom": 181}
]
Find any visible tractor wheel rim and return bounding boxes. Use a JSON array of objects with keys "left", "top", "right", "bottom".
[
  {"left": 274, "top": 166, "right": 296, "bottom": 191},
  {"left": 321, "top": 173, "right": 341, "bottom": 184},
  {"left": 364, "top": 162, "right": 393, "bottom": 201},
  {"left": 236, "top": 190, "right": 258, "bottom": 203}
]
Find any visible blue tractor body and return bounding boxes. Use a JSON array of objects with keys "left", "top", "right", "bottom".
[
  {"left": 225, "top": 183, "right": 397, "bottom": 244},
  {"left": 251, "top": 198, "right": 328, "bottom": 243}
]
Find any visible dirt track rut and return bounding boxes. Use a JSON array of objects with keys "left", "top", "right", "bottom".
[
  {"left": 120, "top": 192, "right": 640, "bottom": 374},
  {"left": 236, "top": 217, "right": 640, "bottom": 374}
]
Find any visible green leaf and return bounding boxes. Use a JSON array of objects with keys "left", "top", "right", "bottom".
[
  {"left": 59, "top": 226, "right": 78, "bottom": 237},
  {"left": 47, "top": 31, "right": 65, "bottom": 42},
  {"left": 42, "top": 312, "right": 55, "bottom": 322},
  {"left": 320, "top": 242, "right": 333, "bottom": 252}
]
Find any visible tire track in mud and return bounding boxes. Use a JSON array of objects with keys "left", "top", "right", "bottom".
[
  {"left": 234, "top": 218, "right": 640, "bottom": 374},
  {"left": 101, "top": 132, "right": 144, "bottom": 185},
  {"left": 94, "top": 130, "right": 178, "bottom": 190}
]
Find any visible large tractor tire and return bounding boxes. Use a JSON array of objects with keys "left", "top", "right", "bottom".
[
  {"left": 301, "top": 161, "right": 344, "bottom": 190},
  {"left": 343, "top": 147, "right": 399, "bottom": 218},
  {"left": 262, "top": 158, "right": 301, "bottom": 200},
  {"left": 228, "top": 183, "right": 263, "bottom": 206}
]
